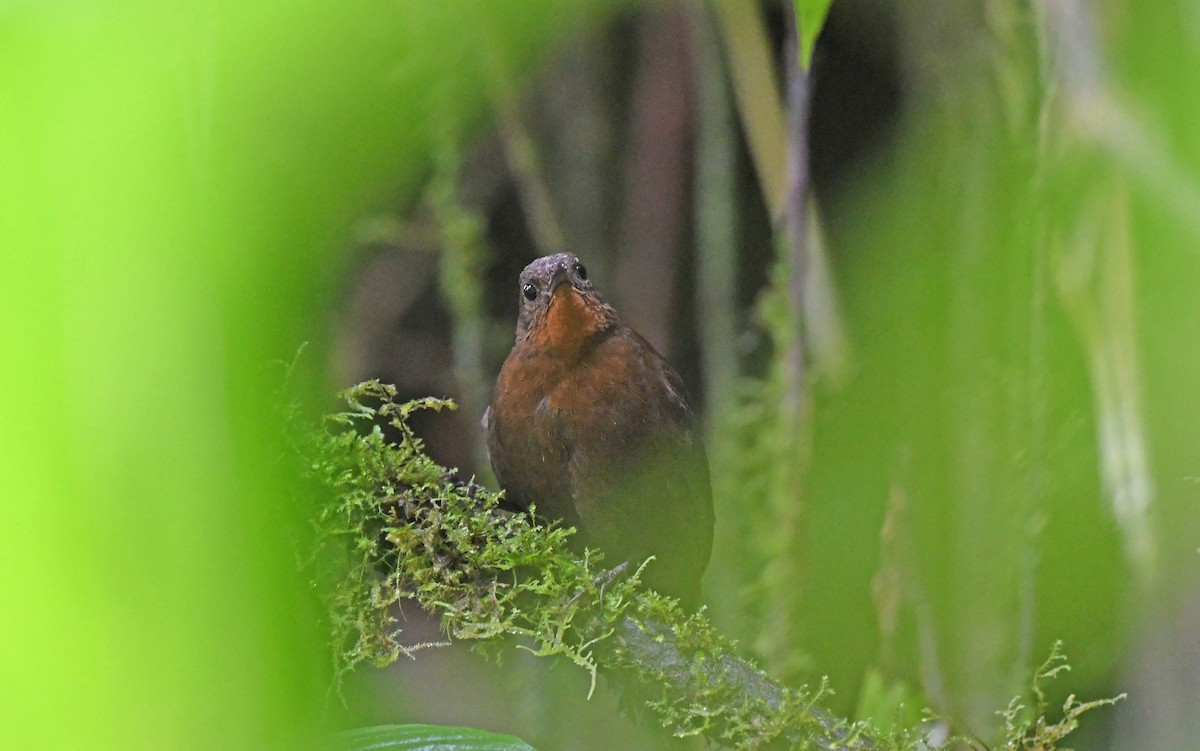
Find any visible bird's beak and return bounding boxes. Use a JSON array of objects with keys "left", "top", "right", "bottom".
[{"left": 548, "top": 262, "right": 572, "bottom": 294}]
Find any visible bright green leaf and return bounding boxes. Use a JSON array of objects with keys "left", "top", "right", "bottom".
[{"left": 796, "top": 0, "right": 834, "bottom": 70}]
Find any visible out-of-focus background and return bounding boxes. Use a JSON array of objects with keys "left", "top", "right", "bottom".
[{"left": 2, "top": 1, "right": 1197, "bottom": 749}]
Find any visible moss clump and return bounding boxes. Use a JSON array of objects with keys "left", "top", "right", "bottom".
[
  {"left": 301, "top": 381, "right": 660, "bottom": 691},
  {"left": 996, "top": 642, "right": 1125, "bottom": 751}
]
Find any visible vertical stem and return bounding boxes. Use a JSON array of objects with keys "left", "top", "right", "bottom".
[
  {"left": 713, "top": 0, "right": 851, "bottom": 385},
  {"left": 755, "top": 2, "right": 816, "bottom": 680},
  {"left": 483, "top": 29, "right": 567, "bottom": 257},
  {"left": 782, "top": 5, "right": 812, "bottom": 420},
  {"left": 429, "top": 141, "right": 491, "bottom": 475},
  {"left": 493, "top": 98, "right": 567, "bottom": 257},
  {"left": 1039, "top": 0, "right": 1157, "bottom": 580},
  {"left": 693, "top": 2, "right": 739, "bottom": 422},
  {"left": 711, "top": 0, "right": 787, "bottom": 217},
  {"left": 538, "top": 30, "right": 614, "bottom": 279},
  {"left": 613, "top": 8, "right": 692, "bottom": 357}
]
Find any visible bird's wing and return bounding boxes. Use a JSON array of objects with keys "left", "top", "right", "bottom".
[{"left": 562, "top": 329, "right": 714, "bottom": 604}]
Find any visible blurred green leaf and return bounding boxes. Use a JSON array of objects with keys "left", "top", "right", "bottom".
[
  {"left": 0, "top": 2, "right": 619, "bottom": 749},
  {"left": 795, "top": 0, "right": 833, "bottom": 70},
  {"left": 854, "top": 669, "right": 925, "bottom": 733},
  {"left": 328, "top": 724, "right": 537, "bottom": 751}
]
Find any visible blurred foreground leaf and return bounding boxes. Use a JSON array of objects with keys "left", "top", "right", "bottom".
[
  {"left": 0, "top": 2, "right": 620, "bottom": 748},
  {"left": 328, "top": 724, "right": 536, "bottom": 751}
]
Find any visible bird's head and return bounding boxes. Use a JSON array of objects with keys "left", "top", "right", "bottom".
[{"left": 514, "top": 253, "right": 618, "bottom": 355}]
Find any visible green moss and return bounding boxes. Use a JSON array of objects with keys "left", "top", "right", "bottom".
[
  {"left": 996, "top": 642, "right": 1125, "bottom": 751},
  {"left": 299, "top": 381, "right": 636, "bottom": 691}
]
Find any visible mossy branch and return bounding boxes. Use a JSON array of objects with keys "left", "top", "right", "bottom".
[
  {"left": 296, "top": 380, "right": 1117, "bottom": 751},
  {"left": 299, "top": 380, "right": 874, "bottom": 749}
]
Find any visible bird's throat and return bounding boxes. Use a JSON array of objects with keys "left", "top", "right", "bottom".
[{"left": 533, "top": 284, "right": 607, "bottom": 359}]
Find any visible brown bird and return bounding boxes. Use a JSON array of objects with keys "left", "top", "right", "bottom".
[{"left": 484, "top": 253, "right": 713, "bottom": 608}]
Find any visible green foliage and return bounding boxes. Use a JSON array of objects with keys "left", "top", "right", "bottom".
[
  {"left": 795, "top": 0, "right": 834, "bottom": 71},
  {"left": 853, "top": 670, "right": 924, "bottom": 734},
  {"left": 328, "top": 723, "right": 537, "bottom": 751},
  {"left": 0, "top": 3, "right": 622, "bottom": 748}
]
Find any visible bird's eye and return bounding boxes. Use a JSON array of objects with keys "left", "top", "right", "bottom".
[
  {"left": 522, "top": 283, "right": 538, "bottom": 302},
  {"left": 574, "top": 262, "right": 588, "bottom": 280}
]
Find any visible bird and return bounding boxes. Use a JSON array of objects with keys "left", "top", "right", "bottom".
[{"left": 484, "top": 252, "right": 713, "bottom": 608}]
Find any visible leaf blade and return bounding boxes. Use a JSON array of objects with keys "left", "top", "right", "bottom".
[{"left": 796, "top": 0, "right": 834, "bottom": 71}]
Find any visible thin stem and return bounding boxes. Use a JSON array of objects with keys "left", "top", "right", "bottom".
[
  {"left": 693, "top": 2, "right": 740, "bottom": 420},
  {"left": 712, "top": 0, "right": 787, "bottom": 218}
]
